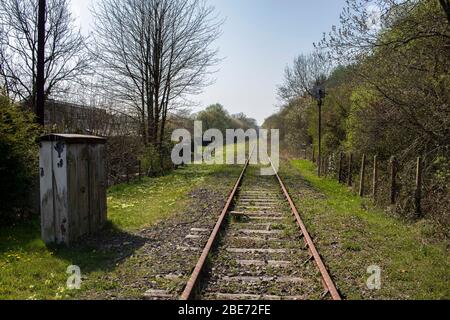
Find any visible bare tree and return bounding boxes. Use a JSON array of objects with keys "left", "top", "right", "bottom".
[
  {"left": 0, "top": 0, "right": 91, "bottom": 110},
  {"left": 92, "top": 0, "right": 222, "bottom": 147},
  {"left": 277, "top": 51, "right": 331, "bottom": 102},
  {"left": 316, "top": 0, "right": 450, "bottom": 63},
  {"left": 314, "top": 0, "right": 450, "bottom": 149}
]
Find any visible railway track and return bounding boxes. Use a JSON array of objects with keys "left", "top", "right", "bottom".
[{"left": 180, "top": 156, "right": 341, "bottom": 301}]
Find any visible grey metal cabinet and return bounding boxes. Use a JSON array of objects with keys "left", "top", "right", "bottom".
[{"left": 39, "top": 134, "right": 107, "bottom": 245}]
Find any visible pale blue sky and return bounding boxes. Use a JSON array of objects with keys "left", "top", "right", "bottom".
[{"left": 71, "top": 0, "right": 347, "bottom": 124}]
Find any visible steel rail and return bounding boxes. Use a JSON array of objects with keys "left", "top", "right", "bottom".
[
  {"left": 269, "top": 158, "right": 341, "bottom": 300},
  {"left": 180, "top": 153, "right": 340, "bottom": 301},
  {"left": 180, "top": 150, "right": 254, "bottom": 300}
]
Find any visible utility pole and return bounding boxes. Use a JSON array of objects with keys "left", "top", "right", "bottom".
[
  {"left": 317, "top": 98, "right": 322, "bottom": 176},
  {"left": 313, "top": 83, "right": 326, "bottom": 177},
  {"left": 36, "top": 0, "right": 46, "bottom": 126}
]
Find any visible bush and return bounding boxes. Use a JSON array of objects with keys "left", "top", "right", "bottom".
[
  {"left": 106, "top": 136, "right": 144, "bottom": 185},
  {"left": 105, "top": 137, "right": 175, "bottom": 185},
  {"left": 141, "top": 141, "right": 176, "bottom": 177},
  {"left": 0, "top": 93, "right": 40, "bottom": 224}
]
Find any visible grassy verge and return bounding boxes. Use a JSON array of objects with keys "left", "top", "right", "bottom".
[
  {"left": 283, "top": 159, "right": 449, "bottom": 300},
  {"left": 0, "top": 164, "right": 238, "bottom": 300},
  {"left": 108, "top": 165, "right": 224, "bottom": 231},
  {"left": 210, "top": 140, "right": 251, "bottom": 163},
  {"left": 0, "top": 216, "right": 121, "bottom": 300}
]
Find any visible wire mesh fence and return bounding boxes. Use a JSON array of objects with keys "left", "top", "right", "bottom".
[{"left": 300, "top": 146, "right": 449, "bottom": 228}]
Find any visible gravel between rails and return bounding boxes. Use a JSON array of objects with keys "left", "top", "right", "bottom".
[{"left": 198, "top": 165, "right": 326, "bottom": 300}]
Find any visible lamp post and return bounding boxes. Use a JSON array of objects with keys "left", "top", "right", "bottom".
[
  {"left": 313, "top": 84, "right": 326, "bottom": 177},
  {"left": 36, "top": 0, "right": 46, "bottom": 126}
]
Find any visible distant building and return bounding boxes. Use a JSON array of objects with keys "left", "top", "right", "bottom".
[{"left": 23, "top": 99, "right": 139, "bottom": 136}]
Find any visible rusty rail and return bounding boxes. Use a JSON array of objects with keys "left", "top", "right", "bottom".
[
  {"left": 269, "top": 158, "right": 341, "bottom": 300},
  {"left": 180, "top": 154, "right": 341, "bottom": 300},
  {"left": 180, "top": 150, "right": 254, "bottom": 300}
]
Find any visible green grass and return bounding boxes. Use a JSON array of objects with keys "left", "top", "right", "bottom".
[
  {"left": 285, "top": 159, "right": 450, "bottom": 300},
  {"left": 0, "top": 164, "right": 240, "bottom": 300},
  {"left": 0, "top": 219, "right": 116, "bottom": 300},
  {"left": 107, "top": 165, "right": 226, "bottom": 231},
  {"left": 208, "top": 140, "right": 251, "bottom": 164}
]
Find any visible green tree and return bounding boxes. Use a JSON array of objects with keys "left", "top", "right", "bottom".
[
  {"left": 231, "top": 113, "right": 258, "bottom": 131},
  {"left": 0, "top": 92, "right": 40, "bottom": 224},
  {"left": 197, "top": 104, "right": 234, "bottom": 135}
]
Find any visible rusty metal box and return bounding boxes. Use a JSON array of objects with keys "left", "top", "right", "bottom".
[{"left": 39, "top": 134, "right": 107, "bottom": 245}]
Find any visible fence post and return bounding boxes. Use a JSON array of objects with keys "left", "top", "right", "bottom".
[
  {"left": 415, "top": 157, "right": 423, "bottom": 217},
  {"left": 106, "top": 158, "right": 110, "bottom": 187},
  {"left": 323, "top": 157, "right": 327, "bottom": 176},
  {"left": 359, "top": 154, "right": 366, "bottom": 197},
  {"left": 312, "top": 145, "right": 316, "bottom": 163},
  {"left": 318, "top": 154, "right": 322, "bottom": 177},
  {"left": 319, "top": 157, "right": 323, "bottom": 176},
  {"left": 390, "top": 156, "right": 398, "bottom": 205},
  {"left": 138, "top": 160, "right": 142, "bottom": 181},
  {"left": 326, "top": 155, "right": 331, "bottom": 176},
  {"left": 338, "top": 152, "right": 344, "bottom": 183},
  {"left": 347, "top": 153, "right": 353, "bottom": 187},
  {"left": 373, "top": 155, "right": 378, "bottom": 199}
]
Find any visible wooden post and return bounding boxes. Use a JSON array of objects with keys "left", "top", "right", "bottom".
[
  {"left": 106, "top": 158, "right": 110, "bottom": 188},
  {"left": 390, "top": 156, "right": 398, "bottom": 205},
  {"left": 359, "top": 154, "right": 366, "bottom": 197},
  {"left": 415, "top": 157, "right": 423, "bottom": 217},
  {"left": 304, "top": 146, "right": 307, "bottom": 159},
  {"left": 330, "top": 155, "right": 333, "bottom": 176},
  {"left": 320, "top": 157, "right": 325, "bottom": 177},
  {"left": 325, "top": 155, "right": 330, "bottom": 176},
  {"left": 372, "top": 155, "right": 378, "bottom": 199},
  {"left": 347, "top": 153, "right": 353, "bottom": 187},
  {"left": 138, "top": 160, "right": 142, "bottom": 181},
  {"left": 338, "top": 152, "right": 344, "bottom": 183},
  {"left": 312, "top": 145, "right": 316, "bottom": 163},
  {"left": 318, "top": 154, "right": 322, "bottom": 177}
]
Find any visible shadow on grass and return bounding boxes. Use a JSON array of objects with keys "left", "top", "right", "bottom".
[
  {"left": 54, "top": 221, "right": 148, "bottom": 274},
  {"left": 0, "top": 164, "right": 242, "bottom": 279},
  {"left": 0, "top": 218, "right": 148, "bottom": 275}
]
